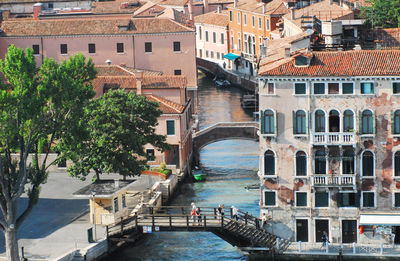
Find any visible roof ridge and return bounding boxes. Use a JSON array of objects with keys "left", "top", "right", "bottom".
[{"left": 147, "top": 94, "right": 183, "bottom": 113}]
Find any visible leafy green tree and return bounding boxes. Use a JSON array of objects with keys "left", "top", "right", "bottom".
[
  {"left": 362, "top": 0, "right": 400, "bottom": 28},
  {"left": 0, "top": 45, "right": 96, "bottom": 261},
  {"left": 63, "top": 89, "right": 169, "bottom": 181}
]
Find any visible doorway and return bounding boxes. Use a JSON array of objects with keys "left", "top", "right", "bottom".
[
  {"left": 394, "top": 226, "right": 400, "bottom": 244},
  {"left": 342, "top": 220, "right": 357, "bottom": 243},
  {"left": 329, "top": 110, "right": 340, "bottom": 132},
  {"left": 315, "top": 219, "right": 329, "bottom": 242},
  {"left": 296, "top": 219, "right": 308, "bottom": 242}
]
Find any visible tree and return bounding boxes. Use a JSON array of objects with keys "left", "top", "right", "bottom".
[
  {"left": 362, "top": 0, "right": 400, "bottom": 28},
  {"left": 0, "top": 45, "right": 96, "bottom": 261},
  {"left": 63, "top": 89, "right": 169, "bottom": 181}
]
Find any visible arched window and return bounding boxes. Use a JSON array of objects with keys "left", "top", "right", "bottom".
[
  {"left": 315, "top": 149, "right": 326, "bottom": 174},
  {"left": 315, "top": 110, "right": 325, "bottom": 133},
  {"left": 264, "top": 150, "right": 275, "bottom": 176},
  {"left": 393, "top": 110, "right": 400, "bottom": 134},
  {"left": 343, "top": 110, "right": 354, "bottom": 132},
  {"left": 362, "top": 151, "right": 374, "bottom": 176},
  {"left": 296, "top": 151, "right": 307, "bottom": 176},
  {"left": 395, "top": 151, "right": 400, "bottom": 176},
  {"left": 264, "top": 110, "right": 275, "bottom": 134},
  {"left": 361, "top": 110, "right": 374, "bottom": 134},
  {"left": 342, "top": 149, "right": 355, "bottom": 174},
  {"left": 294, "top": 110, "right": 306, "bottom": 134},
  {"left": 329, "top": 110, "right": 340, "bottom": 132}
]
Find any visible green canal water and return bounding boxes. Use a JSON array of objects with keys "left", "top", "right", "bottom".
[{"left": 106, "top": 71, "right": 260, "bottom": 260}]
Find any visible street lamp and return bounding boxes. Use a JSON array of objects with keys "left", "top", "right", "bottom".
[{"left": 92, "top": 191, "right": 97, "bottom": 242}]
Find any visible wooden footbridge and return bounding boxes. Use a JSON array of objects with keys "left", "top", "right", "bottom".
[{"left": 106, "top": 206, "right": 290, "bottom": 253}]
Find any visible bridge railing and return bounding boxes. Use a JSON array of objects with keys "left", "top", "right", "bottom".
[{"left": 193, "top": 122, "right": 258, "bottom": 137}]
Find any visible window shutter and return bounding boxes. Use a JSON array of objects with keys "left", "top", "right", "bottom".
[
  {"left": 337, "top": 193, "right": 342, "bottom": 208},
  {"left": 260, "top": 110, "right": 265, "bottom": 134},
  {"left": 292, "top": 111, "right": 296, "bottom": 134},
  {"left": 373, "top": 111, "right": 376, "bottom": 134},
  {"left": 392, "top": 111, "right": 394, "bottom": 134},
  {"left": 306, "top": 111, "right": 309, "bottom": 135},
  {"left": 359, "top": 111, "right": 362, "bottom": 134},
  {"left": 355, "top": 191, "right": 360, "bottom": 208},
  {"left": 274, "top": 110, "right": 277, "bottom": 135}
]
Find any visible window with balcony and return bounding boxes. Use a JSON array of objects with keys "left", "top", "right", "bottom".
[
  {"left": 362, "top": 151, "right": 374, "bottom": 177},
  {"left": 343, "top": 110, "right": 354, "bottom": 132},
  {"left": 361, "top": 110, "right": 374, "bottom": 134},
  {"left": 394, "top": 151, "right": 400, "bottom": 176},
  {"left": 393, "top": 110, "right": 400, "bottom": 134},
  {"left": 313, "top": 83, "right": 325, "bottom": 94},
  {"left": 393, "top": 82, "right": 400, "bottom": 94},
  {"left": 338, "top": 192, "right": 359, "bottom": 208},
  {"left": 361, "top": 82, "right": 374, "bottom": 94},
  {"left": 315, "top": 192, "right": 329, "bottom": 207},
  {"left": 264, "top": 150, "right": 275, "bottom": 176},
  {"left": 342, "top": 149, "right": 355, "bottom": 174},
  {"left": 329, "top": 110, "right": 340, "bottom": 132},
  {"left": 315, "top": 149, "right": 326, "bottom": 174},
  {"left": 362, "top": 192, "right": 375, "bottom": 208},
  {"left": 296, "top": 151, "right": 307, "bottom": 176},
  {"left": 293, "top": 110, "right": 307, "bottom": 134},
  {"left": 264, "top": 191, "right": 276, "bottom": 206},
  {"left": 294, "top": 83, "right": 306, "bottom": 94},
  {"left": 394, "top": 192, "right": 400, "bottom": 207},
  {"left": 296, "top": 192, "right": 307, "bottom": 207},
  {"left": 262, "top": 109, "right": 276, "bottom": 134},
  {"left": 315, "top": 110, "right": 326, "bottom": 133}
]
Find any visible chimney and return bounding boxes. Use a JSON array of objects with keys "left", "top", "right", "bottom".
[
  {"left": 136, "top": 76, "right": 142, "bottom": 94},
  {"left": 234, "top": 0, "right": 237, "bottom": 8},
  {"left": 33, "top": 3, "right": 43, "bottom": 20},
  {"left": 203, "top": 0, "right": 209, "bottom": 13},
  {"left": 105, "top": 59, "right": 112, "bottom": 65},
  {"left": 290, "top": 8, "right": 295, "bottom": 20},
  {"left": 284, "top": 47, "right": 291, "bottom": 58},
  {"left": 262, "top": 4, "right": 266, "bottom": 14},
  {"left": 188, "top": 0, "right": 194, "bottom": 21},
  {"left": 217, "top": 6, "right": 221, "bottom": 14}
]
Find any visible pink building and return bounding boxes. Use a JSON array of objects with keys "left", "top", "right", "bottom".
[
  {"left": 194, "top": 9, "right": 229, "bottom": 66},
  {"left": 93, "top": 65, "right": 193, "bottom": 174},
  {"left": 0, "top": 15, "right": 198, "bottom": 108}
]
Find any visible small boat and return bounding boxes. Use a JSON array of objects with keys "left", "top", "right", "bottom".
[
  {"left": 213, "top": 73, "right": 230, "bottom": 88},
  {"left": 192, "top": 170, "right": 206, "bottom": 182},
  {"left": 245, "top": 184, "right": 260, "bottom": 190}
]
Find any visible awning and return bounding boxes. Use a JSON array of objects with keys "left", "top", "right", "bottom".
[
  {"left": 360, "top": 214, "right": 400, "bottom": 226},
  {"left": 223, "top": 53, "right": 240, "bottom": 60}
]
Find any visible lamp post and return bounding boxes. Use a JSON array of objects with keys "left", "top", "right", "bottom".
[{"left": 92, "top": 191, "right": 97, "bottom": 242}]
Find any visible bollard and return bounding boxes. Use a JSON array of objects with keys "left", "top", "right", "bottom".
[
  {"left": 353, "top": 242, "right": 356, "bottom": 254},
  {"left": 299, "top": 241, "right": 302, "bottom": 253},
  {"left": 380, "top": 243, "right": 383, "bottom": 255}
]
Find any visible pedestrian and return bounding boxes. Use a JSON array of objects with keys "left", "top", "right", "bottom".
[
  {"left": 231, "top": 206, "right": 238, "bottom": 221},
  {"left": 260, "top": 213, "right": 268, "bottom": 228},
  {"left": 196, "top": 207, "right": 202, "bottom": 225},
  {"left": 321, "top": 231, "right": 329, "bottom": 249},
  {"left": 221, "top": 204, "right": 225, "bottom": 217},
  {"left": 191, "top": 202, "right": 196, "bottom": 210},
  {"left": 191, "top": 206, "right": 197, "bottom": 225},
  {"left": 223, "top": 61, "right": 226, "bottom": 69},
  {"left": 217, "top": 204, "right": 222, "bottom": 216}
]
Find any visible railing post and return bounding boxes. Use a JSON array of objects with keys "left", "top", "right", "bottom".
[
  {"left": 106, "top": 226, "right": 109, "bottom": 238},
  {"left": 186, "top": 215, "right": 189, "bottom": 229},
  {"left": 353, "top": 242, "right": 356, "bottom": 254},
  {"left": 230, "top": 208, "right": 233, "bottom": 219},
  {"left": 204, "top": 215, "right": 207, "bottom": 229},
  {"left": 152, "top": 215, "right": 155, "bottom": 229},
  {"left": 221, "top": 215, "right": 224, "bottom": 228},
  {"left": 245, "top": 212, "right": 248, "bottom": 225},
  {"left": 150, "top": 207, "right": 154, "bottom": 215},
  {"left": 135, "top": 215, "right": 138, "bottom": 230},
  {"left": 214, "top": 208, "right": 217, "bottom": 219},
  {"left": 169, "top": 215, "right": 172, "bottom": 229},
  {"left": 256, "top": 217, "right": 259, "bottom": 229},
  {"left": 299, "top": 241, "right": 302, "bottom": 253},
  {"left": 120, "top": 217, "right": 123, "bottom": 235}
]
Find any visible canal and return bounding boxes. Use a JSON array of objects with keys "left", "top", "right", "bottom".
[{"left": 107, "top": 71, "right": 260, "bottom": 260}]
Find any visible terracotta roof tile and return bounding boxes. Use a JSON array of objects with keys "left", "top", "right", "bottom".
[
  {"left": 230, "top": 0, "right": 288, "bottom": 16},
  {"left": 259, "top": 50, "right": 400, "bottom": 77},
  {"left": 194, "top": 11, "right": 229, "bottom": 27},
  {"left": 91, "top": 0, "right": 142, "bottom": 14},
  {"left": 1, "top": 17, "right": 194, "bottom": 36},
  {"left": 146, "top": 94, "right": 185, "bottom": 114},
  {"left": 96, "top": 65, "right": 163, "bottom": 77}
]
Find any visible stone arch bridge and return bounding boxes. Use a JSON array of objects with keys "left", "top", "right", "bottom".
[{"left": 192, "top": 122, "right": 259, "bottom": 164}]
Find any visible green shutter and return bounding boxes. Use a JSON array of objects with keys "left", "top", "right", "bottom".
[
  {"left": 392, "top": 111, "right": 394, "bottom": 134},
  {"left": 359, "top": 111, "right": 362, "bottom": 134},
  {"left": 373, "top": 111, "right": 376, "bottom": 135},
  {"left": 306, "top": 111, "right": 309, "bottom": 135},
  {"left": 274, "top": 110, "right": 277, "bottom": 135},
  {"left": 293, "top": 111, "right": 296, "bottom": 134},
  {"left": 337, "top": 193, "right": 342, "bottom": 208},
  {"left": 260, "top": 110, "right": 265, "bottom": 134}
]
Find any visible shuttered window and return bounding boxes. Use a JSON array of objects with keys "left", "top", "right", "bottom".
[
  {"left": 296, "top": 151, "right": 307, "bottom": 176},
  {"left": 296, "top": 192, "right": 307, "bottom": 207},
  {"left": 166, "top": 120, "right": 175, "bottom": 135},
  {"left": 315, "top": 192, "right": 329, "bottom": 207},
  {"left": 264, "top": 191, "right": 276, "bottom": 206}
]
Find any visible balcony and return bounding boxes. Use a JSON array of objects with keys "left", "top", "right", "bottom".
[
  {"left": 311, "top": 132, "right": 356, "bottom": 145},
  {"left": 312, "top": 174, "right": 356, "bottom": 188}
]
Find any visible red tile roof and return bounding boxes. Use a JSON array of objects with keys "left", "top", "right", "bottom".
[
  {"left": 91, "top": 0, "right": 142, "bottom": 14},
  {"left": 1, "top": 17, "right": 194, "bottom": 36},
  {"left": 194, "top": 11, "right": 229, "bottom": 27},
  {"left": 146, "top": 94, "right": 185, "bottom": 114},
  {"left": 258, "top": 50, "right": 400, "bottom": 77},
  {"left": 229, "top": 0, "right": 288, "bottom": 16},
  {"left": 96, "top": 65, "right": 163, "bottom": 77}
]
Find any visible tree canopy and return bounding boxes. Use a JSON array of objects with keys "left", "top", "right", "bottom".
[
  {"left": 62, "top": 89, "right": 170, "bottom": 181},
  {"left": 362, "top": 0, "right": 400, "bottom": 28},
  {"left": 0, "top": 45, "right": 96, "bottom": 260}
]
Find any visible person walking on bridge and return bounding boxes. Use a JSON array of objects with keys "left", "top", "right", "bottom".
[
  {"left": 196, "top": 207, "right": 202, "bottom": 225},
  {"left": 231, "top": 206, "right": 238, "bottom": 221},
  {"left": 191, "top": 206, "right": 197, "bottom": 225}
]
